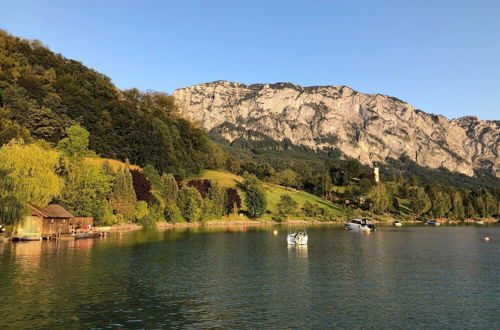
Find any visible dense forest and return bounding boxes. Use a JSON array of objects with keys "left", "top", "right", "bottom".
[{"left": 0, "top": 30, "right": 224, "bottom": 178}]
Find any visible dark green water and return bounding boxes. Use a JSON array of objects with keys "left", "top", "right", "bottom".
[{"left": 0, "top": 224, "right": 499, "bottom": 329}]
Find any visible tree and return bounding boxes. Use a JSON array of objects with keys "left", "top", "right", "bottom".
[
  {"left": 370, "top": 184, "right": 391, "bottom": 214},
  {"left": 58, "top": 161, "right": 113, "bottom": 221},
  {"left": 109, "top": 163, "right": 137, "bottom": 221},
  {"left": 177, "top": 186, "right": 203, "bottom": 222},
  {"left": 207, "top": 183, "right": 227, "bottom": 218},
  {"left": 0, "top": 169, "right": 29, "bottom": 226},
  {"left": 135, "top": 201, "right": 149, "bottom": 221},
  {"left": 158, "top": 173, "right": 179, "bottom": 204},
  {"left": 302, "top": 201, "right": 321, "bottom": 217},
  {"left": 226, "top": 188, "right": 242, "bottom": 214},
  {"left": 0, "top": 142, "right": 62, "bottom": 206},
  {"left": 270, "top": 169, "right": 299, "bottom": 188},
  {"left": 187, "top": 179, "right": 212, "bottom": 198},
  {"left": 0, "top": 119, "right": 31, "bottom": 146},
  {"left": 245, "top": 184, "right": 267, "bottom": 218},
  {"left": 276, "top": 194, "right": 298, "bottom": 220},
  {"left": 450, "top": 191, "right": 465, "bottom": 220},
  {"left": 130, "top": 169, "right": 153, "bottom": 202},
  {"left": 431, "top": 191, "right": 451, "bottom": 218},
  {"left": 483, "top": 191, "right": 496, "bottom": 218},
  {"left": 409, "top": 186, "right": 431, "bottom": 216},
  {"left": 142, "top": 164, "right": 161, "bottom": 189},
  {"left": 57, "top": 125, "right": 90, "bottom": 158}
]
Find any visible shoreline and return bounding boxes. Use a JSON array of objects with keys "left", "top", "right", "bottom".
[{"left": 107, "top": 217, "right": 499, "bottom": 232}]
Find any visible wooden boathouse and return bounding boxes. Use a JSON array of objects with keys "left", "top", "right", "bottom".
[{"left": 14, "top": 204, "right": 93, "bottom": 240}]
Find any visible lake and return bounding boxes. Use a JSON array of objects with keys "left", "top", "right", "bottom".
[{"left": 0, "top": 224, "right": 499, "bottom": 328}]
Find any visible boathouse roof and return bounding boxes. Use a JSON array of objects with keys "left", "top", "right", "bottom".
[{"left": 27, "top": 203, "right": 75, "bottom": 218}]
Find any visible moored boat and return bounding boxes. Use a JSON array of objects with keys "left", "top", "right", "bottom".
[
  {"left": 287, "top": 229, "right": 308, "bottom": 245},
  {"left": 344, "top": 219, "right": 376, "bottom": 231},
  {"left": 425, "top": 220, "right": 440, "bottom": 226},
  {"left": 392, "top": 220, "right": 402, "bottom": 227}
]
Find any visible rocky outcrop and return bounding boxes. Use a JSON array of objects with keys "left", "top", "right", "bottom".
[{"left": 173, "top": 81, "right": 500, "bottom": 177}]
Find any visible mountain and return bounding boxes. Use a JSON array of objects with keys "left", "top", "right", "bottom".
[{"left": 173, "top": 81, "right": 500, "bottom": 178}]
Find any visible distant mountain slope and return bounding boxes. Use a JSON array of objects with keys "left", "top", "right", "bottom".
[{"left": 173, "top": 81, "right": 499, "bottom": 177}]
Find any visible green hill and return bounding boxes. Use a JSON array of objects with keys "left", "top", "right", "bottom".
[{"left": 197, "top": 170, "right": 343, "bottom": 219}]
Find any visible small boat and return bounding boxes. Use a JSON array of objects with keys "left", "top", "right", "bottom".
[
  {"left": 475, "top": 220, "right": 485, "bottom": 225},
  {"left": 425, "top": 220, "right": 440, "bottom": 226},
  {"left": 287, "top": 229, "right": 308, "bottom": 245},
  {"left": 73, "top": 231, "right": 103, "bottom": 239},
  {"left": 392, "top": 220, "right": 403, "bottom": 227},
  {"left": 344, "top": 219, "right": 376, "bottom": 231}
]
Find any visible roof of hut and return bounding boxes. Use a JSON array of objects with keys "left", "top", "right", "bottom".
[
  {"left": 44, "top": 204, "right": 75, "bottom": 218},
  {"left": 27, "top": 203, "right": 75, "bottom": 218}
]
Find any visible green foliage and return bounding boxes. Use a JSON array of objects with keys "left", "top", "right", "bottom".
[
  {"left": 0, "top": 30, "right": 222, "bottom": 178},
  {"left": 430, "top": 191, "right": 451, "bottom": 218},
  {"left": 109, "top": 164, "right": 137, "bottom": 221},
  {"left": 57, "top": 161, "right": 113, "bottom": 221},
  {"left": 276, "top": 194, "right": 298, "bottom": 219},
  {"left": 370, "top": 184, "right": 391, "bottom": 214},
  {"left": 177, "top": 186, "right": 203, "bottom": 222},
  {"left": 164, "top": 203, "right": 183, "bottom": 223},
  {"left": 270, "top": 169, "right": 300, "bottom": 188},
  {"left": 0, "top": 118, "right": 31, "bottom": 146},
  {"left": 135, "top": 201, "right": 149, "bottom": 221},
  {"left": 98, "top": 200, "right": 117, "bottom": 226},
  {"left": 245, "top": 184, "right": 267, "bottom": 219},
  {"left": 0, "top": 169, "right": 29, "bottom": 226},
  {"left": 207, "top": 183, "right": 227, "bottom": 218},
  {"left": 409, "top": 186, "right": 431, "bottom": 216},
  {"left": 302, "top": 201, "right": 321, "bottom": 217},
  {"left": 57, "top": 125, "right": 90, "bottom": 158},
  {"left": 158, "top": 173, "right": 179, "bottom": 204},
  {"left": 450, "top": 191, "right": 465, "bottom": 220},
  {"left": 0, "top": 142, "right": 62, "bottom": 206}
]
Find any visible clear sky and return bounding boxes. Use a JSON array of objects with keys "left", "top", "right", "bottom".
[{"left": 1, "top": 0, "right": 499, "bottom": 120}]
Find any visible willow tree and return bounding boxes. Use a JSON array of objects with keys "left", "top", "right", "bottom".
[
  {"left": 0, "top": 169, "right": 28, "bottom": 226},
  {"left": 0, "top": 142, "right": 62, "bottom": 206}
]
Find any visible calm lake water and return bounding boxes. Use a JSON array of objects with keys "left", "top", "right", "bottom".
[{"left": 0, "top": 224, "right": 499, "bottom": 329}]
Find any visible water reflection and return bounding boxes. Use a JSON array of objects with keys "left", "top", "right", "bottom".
[
  {"left": 0, "top": 225, "right": 499, "bottom": 328},
  {"left": 287, "top": 245, "right": 309, "bottom": 259}
]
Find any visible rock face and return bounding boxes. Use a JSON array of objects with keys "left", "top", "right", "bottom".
[{"left": 173, "top": 81, "right": 500, "bottom": 177}]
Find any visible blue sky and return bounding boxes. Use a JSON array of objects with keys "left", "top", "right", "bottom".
[{"left": 1, "top": 0, "right": 499, "bottom": 120}]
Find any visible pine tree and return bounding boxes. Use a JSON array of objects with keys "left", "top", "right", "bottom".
[
  {"left": 409, "top": 186, "right": 431, "bottom": 216},
  {"left": 159, "top": 173, "right": 179, "bottom": 205}
]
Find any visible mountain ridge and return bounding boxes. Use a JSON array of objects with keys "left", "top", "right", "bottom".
[{"left": 173, "top": 80, "right": 499, "bottom": 178}]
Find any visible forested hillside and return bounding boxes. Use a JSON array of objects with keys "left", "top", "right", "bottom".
[{"left": 0, "top": 30, "right": 223, "bottom": 178}]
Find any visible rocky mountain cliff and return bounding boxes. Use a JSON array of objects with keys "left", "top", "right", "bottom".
[{"left": 173, "top": 81, "right": 499, "bottom": 177}]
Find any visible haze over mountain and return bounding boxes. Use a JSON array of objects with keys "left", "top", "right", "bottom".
[{"left": 174, "top": 81, "right": 500, "bottom": 178}]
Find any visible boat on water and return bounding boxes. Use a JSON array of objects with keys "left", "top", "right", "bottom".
[
  {"left": 287, "top": 229, "right": 308, "bottom": 245},
  {"left": 344, "top": 219, "right": 376, "bottom": 231},
  {"left": 425, "top": 220, "right": 441, "bottom": 226},
  {"left": 393, "top": 220, "right": 403, "bottom": 227},
  {"left": 475, "top": 220, "right": 485, "bottom": 225}
]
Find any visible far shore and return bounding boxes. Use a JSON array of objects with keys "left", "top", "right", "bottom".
[{"left": 105, "top": 217, "right": 499, "bottom": 232}]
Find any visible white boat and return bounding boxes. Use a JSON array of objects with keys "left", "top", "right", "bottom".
[
  {"left": 425, "top": 220, "right": 440, "bottom": 226},
  {"left": 344, "top": 219, "right": 376, "bottom": 231},
  {"left": 287, "top": 230, "right": 308, "bottom": 245},
  {"left": 393, "top": 220, "right": 402, "bottom": 227},
  {"left": 475, "top": 220, "right": 485, "bottom": 225}
]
